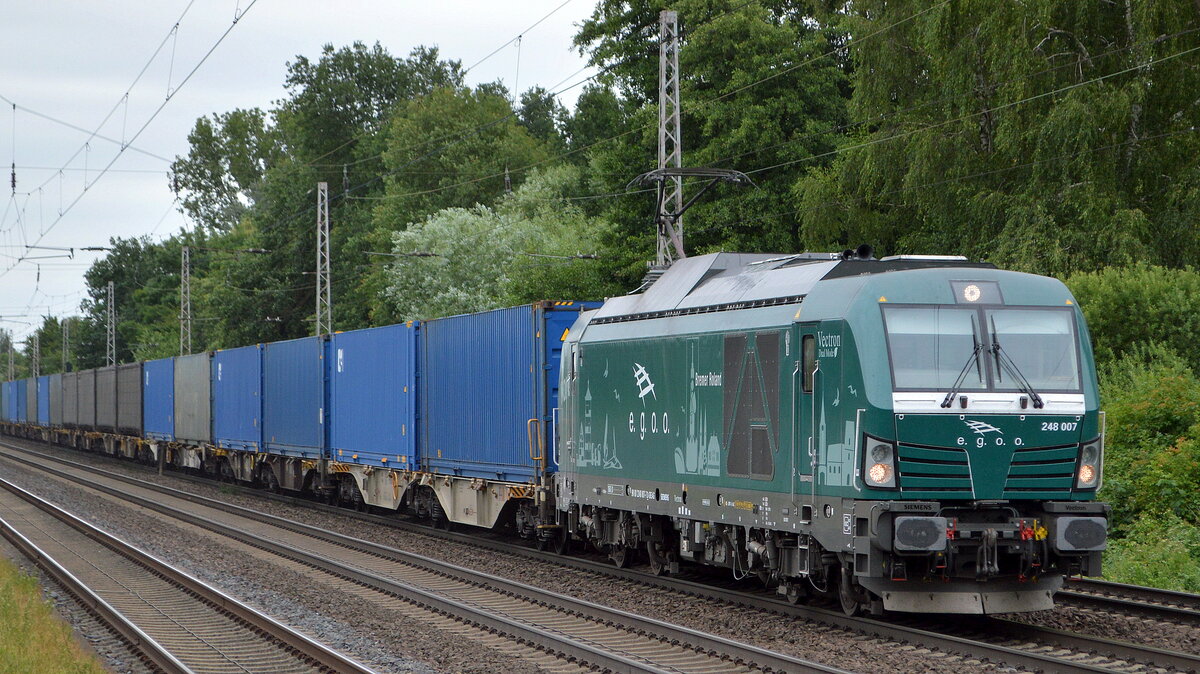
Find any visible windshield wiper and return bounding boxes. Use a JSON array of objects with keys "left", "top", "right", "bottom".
[
  {"left": 940, "top": 342, "right": 985, "bottom": 408},
  {"left": 989, "top": 316, "right": 1045, "bottom": 409}
]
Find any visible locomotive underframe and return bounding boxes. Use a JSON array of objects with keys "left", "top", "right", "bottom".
[{"left": 554, "top": 470, "right": 1106, "bottom": 614}]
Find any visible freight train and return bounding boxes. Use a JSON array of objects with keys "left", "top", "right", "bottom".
[{"left": 1, "top": 250, "right": 1108, "bottom": 615}]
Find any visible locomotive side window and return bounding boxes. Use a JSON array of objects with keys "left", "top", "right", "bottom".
[{"left": 802, "top": 335, "right": 815, "bottom": 392}]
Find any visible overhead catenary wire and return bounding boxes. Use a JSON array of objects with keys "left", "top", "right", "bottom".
[
  {"left": 39, "top": 3, "right": 1191, "bottom": 342},
  {"left": 0, "top": 0, "right": 259, "bottom": 282},
  {"left": 463, "top": 0, "right": 572, "bottom": 75},
  {"left": 418, "top": 20, "right": 1200, "bottom": 212},
  {"left": 684, "top": 125, "right": 1200, "bottom": 242},
  {"left": 697, "top": 24, "right": 1200, "bottom": 172},
  {"left": 0, "top": 0, "right": 196, "bottom": 178},
  {"left": 339, "top": 1, "right": 954, "bottom": 207}
]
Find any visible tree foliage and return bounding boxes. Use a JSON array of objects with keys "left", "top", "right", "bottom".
[
  {"left": 384, "top": 165, "right": 621, "bottom": 320},
  {"left": 792, "top": 0, "right": 1200, "bottom": 274}
]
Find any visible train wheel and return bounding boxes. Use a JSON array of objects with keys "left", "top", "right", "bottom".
[
  {"left": 646, "top": 539, "right": 676, "bottom": 576},
  {"left": 553, "top": 528, "right": 571, "bottom": 555},
  {"left": 784, "top": 581, "right": 808, "bottom": 605},
  {"left": 838, "top": 565, "right": 862, "bottom": 617},
  {"left": 610, "top": 545, "right": 631, "bottom": 568},
  {"left": 430, "top": 499, "right": 451, "bottom": 531}
]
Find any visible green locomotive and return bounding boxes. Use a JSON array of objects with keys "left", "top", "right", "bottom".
[{"left": 553, "top": 250, "right": 1107, "bottom": 614}]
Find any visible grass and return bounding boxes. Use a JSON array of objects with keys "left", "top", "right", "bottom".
[{"left": 0, "top": 556, "right": 108, "bottom": 674}]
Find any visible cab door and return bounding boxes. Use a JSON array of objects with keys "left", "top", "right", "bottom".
[
  {"left": 797, "top": 320, "right": 852, "bottom": 502},
  {"left": 796, "top": 323, "right": 818, "bottom": 504}
]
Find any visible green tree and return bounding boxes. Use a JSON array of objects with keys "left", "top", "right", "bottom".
[
  {"left": 562, "top": 84, "right": 629, "bottom": 159},
  {"left": 276, "top": 43, "right": 463, "bottom": 165},
  {"left": 170, "top": 108, "right": 282, "bottom": 232},
  {"left": 20, "top": 317, "right": 68, "bottom": 375},
  {"left": 792, "top": 0, "right": 1200, "bottom": 273},
  {"left": 166, "top": 43, "right": 467, "bottom": 341},
  {"left": 383, "top": 165, "right": 620, "bottom": 320},
  {"left": 78, "top": 237, "right": 183, "bottom": 367},
  {"left": 518, "top": 86, "right": 569, "bottom": 152},
  {"left": 374, "top": 85, "right": 552, "bottom": 222},
  {"left": 575, "top": 1, "right": 851, "bottom": 266}
]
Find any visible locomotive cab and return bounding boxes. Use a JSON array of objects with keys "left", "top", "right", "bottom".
[{"left": 799, "top": 261, "right": 1108, "bottom": 613}]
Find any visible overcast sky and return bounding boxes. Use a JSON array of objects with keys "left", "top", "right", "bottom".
[{"left": 0, "top": 0, "right": 599, "bottom": 344}]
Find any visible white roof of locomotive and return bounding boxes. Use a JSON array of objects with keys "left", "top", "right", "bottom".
[{"left": 592, "top": 252, "right": 840, "bottom": 321}]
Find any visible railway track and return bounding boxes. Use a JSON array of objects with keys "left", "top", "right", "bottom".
[
  {"left": 7, "top": 437, "right": 1200, "bottom": 673},
  {"left": 1060, "top": 576, "right": 1200, "bottom": 622},
  {"left": 0, "top": 440, "right": 847, "bottom": 674},
  {"left": 0, "top": 474, "right": 373, "bottom": 674}
]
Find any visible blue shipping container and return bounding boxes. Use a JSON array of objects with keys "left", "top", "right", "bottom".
[
  {"left": 25, "top": 378, "right": 36, "bottom": 425},
  {"left": 2, "top": 381, "right": 11, "bottom": 422},
  {"left": 37, "top": 375, "right": 50, "bottom": 426},
  {"left": 213, "top": 345, "right": 263, "bottom": 451},
  {"left": 14, "top": 378, "right": 27, "bottom": 423},
  {"left": 263, "top": 336, "right": 323, "bottom": 458},
  {"left": 143, "top": 358, "right": 175, "bottom": 441},
  {"left": 420, "top": 302, "right": 596, "bottom": 481},
  {"left": 329, "top": 324, "right": 416, "bottom": 468}
]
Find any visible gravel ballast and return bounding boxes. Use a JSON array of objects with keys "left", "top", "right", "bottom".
[{"left": 10, "top": 439, "right": 1193, "bottom": 672}]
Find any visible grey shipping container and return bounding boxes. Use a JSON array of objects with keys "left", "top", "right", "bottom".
[
  {"left": 78, "top": 369, "right": 97, "bottom": 429},
  {"left": 96, "top": 366, "right": 118, "bottom": 431},
  {"left": 117, "top": 362, "right": 142, "bottom": 434},
  {"left": 63, "top": 372, "right": 79, "bottom": 427},
  {"left": 49, "top": 373, "right": 63, "bottom": 427},
  {"left": 25, "top": 378, "right": 36, "bottom": 424},
  {"left": 174, "top": 352, "right": 211, "bottom": 444}
]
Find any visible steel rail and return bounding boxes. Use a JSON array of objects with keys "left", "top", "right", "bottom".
[
  {"left": 1060, "top": 577, "right": 1200, "bottom": 621},
  {"left": 0, "top": 507, "right": 192, "bottom": 674},
  {"left": 0, "top": 475, "right": 375, "bottom": 674},
  {"left": 7, "top": 437, "right": 1200, "bottom": 673},
  {"left": 0, "top": 441, "right": 844, "bottom": 674}
]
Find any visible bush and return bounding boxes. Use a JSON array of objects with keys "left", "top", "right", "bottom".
[
  {"left": 1102, "top": 512, "right": 1200, "bottom": 592},
  {"left": 1066, "top": 265, "right": 1200, "bottom": 373},
  {"left": 1096, "top": 344, "right": 1200, "bottom": 532}
]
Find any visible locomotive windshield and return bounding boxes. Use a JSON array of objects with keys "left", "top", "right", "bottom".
[{"left": 883, "top": 305, "right": 1081, "bottom": 393}]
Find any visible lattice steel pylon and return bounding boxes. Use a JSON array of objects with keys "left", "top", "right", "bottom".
[
  {"left": 656, "top": 9, "right": 685, "bottom": 266},
  {"left": 179, "top": 246, "right": 192, "bottom": 355},
  {"left": 315, "top": 182, "right": 332, "bottom": 337},
  {"left": 62, "top": 318, "right": 69, "bottom": 372},
  {"left": 106, "top": 280, "right": 116, "bottom": 366},
  {"left": 30, "top": 334, "right": 38, "bottom": 377},
  {"left": 7, "top": 345, "right": 12, "bottom": 380}
]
